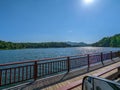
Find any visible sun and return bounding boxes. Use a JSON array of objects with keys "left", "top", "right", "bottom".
[{"left": 83, "top": 0, "right": 94, "bottom": 4}]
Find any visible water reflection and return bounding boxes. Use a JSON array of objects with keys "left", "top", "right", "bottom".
[{"left": 0, "top": 47, "right": 120, "bottom": 64}]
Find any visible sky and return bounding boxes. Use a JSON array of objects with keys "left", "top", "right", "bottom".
[{"left": 0, "top": 0, "right": 120, "bottom": 43}]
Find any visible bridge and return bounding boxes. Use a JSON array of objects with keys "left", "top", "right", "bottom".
[{"left": 0, "top": 51, "right": 120, "bottom": 90}]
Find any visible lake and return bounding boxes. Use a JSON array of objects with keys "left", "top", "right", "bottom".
[{"left": 0, "top": 47, "right": 120, "bottom": 64}]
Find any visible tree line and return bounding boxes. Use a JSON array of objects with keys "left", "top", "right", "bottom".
[
  {"left": 0, "top": 40, "right": 71, "bottom": 49},
  {"left": 92, "top": 34, "right": 120, "bottom": 47},
  {"left": 1, "top": 33, "right": 120, "bottom": 49}
]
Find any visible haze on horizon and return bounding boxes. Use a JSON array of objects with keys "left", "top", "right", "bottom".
[{"left": 0, "top": 0, "right": 120, "bottom": 43}]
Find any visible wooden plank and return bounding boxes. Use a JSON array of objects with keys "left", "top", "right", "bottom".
[{"left": 57, "top": 61, "right": 120, "bottom": 90}]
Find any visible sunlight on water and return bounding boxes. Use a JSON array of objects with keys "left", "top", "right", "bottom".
[
  {"left": 76, "top": 47, "right": 120, "bottom": 54},
  {"left": 0, "top": 47, "right": 120, "bottom": 64}
]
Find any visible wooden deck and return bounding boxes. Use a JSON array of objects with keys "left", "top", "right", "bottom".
[{"left": 42, "top": 61, "right": 120, "bottom": 90}]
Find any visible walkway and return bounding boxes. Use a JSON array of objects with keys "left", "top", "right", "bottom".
[
  {"left": 42, "top": 60, "right": 120, "bottom": 90},
  {"left": 4, "top": 58, "right": 120, "bottom": 90}
]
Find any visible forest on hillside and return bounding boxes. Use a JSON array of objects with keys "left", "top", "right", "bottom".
[
  {"left": 92, "top": 34, "right": 120, "bottom": 47},
  {"left": 0, "top": 34, "right": 120, "bottom": 49},
  {"left": 0, "top": 41, "right": 71, "bottom": 49}
]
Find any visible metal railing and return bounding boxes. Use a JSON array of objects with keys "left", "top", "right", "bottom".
[{"left": 0, "top": 51, "right": 120, "bottom": 87}]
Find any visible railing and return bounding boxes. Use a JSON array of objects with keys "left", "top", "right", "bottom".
[{"left": 0, "top": 51, "right": 120, "bottom": 87}]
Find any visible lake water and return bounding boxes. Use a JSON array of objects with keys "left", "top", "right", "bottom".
[{"left": 0, "top": 47, "right": 120, "bottom": 64}]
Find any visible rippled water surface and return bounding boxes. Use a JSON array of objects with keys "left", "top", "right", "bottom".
[{"left": 0, "top": 47, "right": 120, "bottom": 64}]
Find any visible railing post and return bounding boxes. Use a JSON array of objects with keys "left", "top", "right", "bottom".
[
  {"left": 118, "top": 67, "right": 120, "bottom": 74},
  {"left": 110, "top": 51, "right": 113, "bottom": 60},
  {"left": 118, "top": 51, "right": 120, "bottom": 57},
  {"left": 101, "top": 53, "right": 104, "bottom": 65},
  {"left": 34, "top": 61, "right": 38, "bottom": 81},
  {"left": 0, "top": 69, "right": 1, "bottom": 86},
  {"left": 67, "top": 57, "right": 70, "bottom": 72},
  {"left": 117, "top": 51, "right": 120, "bottom": 57},
  {"left": 87, "top": 54, "right": 90, "bottom": 71}
]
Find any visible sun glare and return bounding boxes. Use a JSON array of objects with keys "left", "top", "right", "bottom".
[{"left": 83, "top": 0, "right": 94, "bottom": 5}]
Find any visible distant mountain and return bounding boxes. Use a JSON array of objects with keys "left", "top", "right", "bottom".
[
  {"left": 1, "top": 34, "right": 120, "bottom": 49},
  {"left": 0, "top": 40, "right": 89, "bottom": 49},
  {"left": 92, "top": 34, "right": 120, "bottom": 47},
  {"left": 66, "top": 41, "right": 88, "bottom": 47}
]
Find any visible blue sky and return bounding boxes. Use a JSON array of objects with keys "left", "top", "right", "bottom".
[{"left": 0, "top": 0, "right": 120, "bottom": 43}]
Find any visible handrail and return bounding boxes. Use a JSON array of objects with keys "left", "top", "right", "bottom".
[
  {"left": 0, "top": 51, "right": 119, "bottom": 87},
  {"left": 0, "top": 54, "right": 86, "bottom": 66},
  {"left": 0, "top": 51, "right": 119, "bottom": 66}
]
